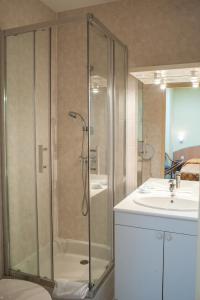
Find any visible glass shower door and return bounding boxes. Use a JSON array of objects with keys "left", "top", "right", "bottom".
[
  {"left": 6, "top": 32, "right": 39, "bottom": 275},
  {"left": 5, "top": 29, "right": 52, "bottom": 280},
  {"left": 35, "top": 29, "right": 52, "bottom": 279},
  {"left": 89, "top": 23, "right": 114, "bottom": 286},
  {"left": 88, "top": 16, "right": 127, "bottom": 289}
]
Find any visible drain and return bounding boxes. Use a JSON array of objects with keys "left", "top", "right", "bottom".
[{"left": 80, "top": 259, "right": 89, "bottom": 265}]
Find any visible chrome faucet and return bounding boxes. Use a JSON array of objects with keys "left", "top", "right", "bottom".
[
  {"left": 169, "top": 179, "right": 176, "bottom": 200},
  {"left": 175, "top": 171, "right": 181, "bottom": 188}
]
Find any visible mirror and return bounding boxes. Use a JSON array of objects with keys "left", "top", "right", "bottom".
[{"left": 132, "top": 65, "right": 200, "bottom": 186}]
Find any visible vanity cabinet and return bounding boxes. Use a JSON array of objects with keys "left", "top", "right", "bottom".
[
  {"left": 115, "top": 225, "right": 197, "bottom": 300},
  {"left": 163, "top": 231, "right": 196, "bottom": 300}
]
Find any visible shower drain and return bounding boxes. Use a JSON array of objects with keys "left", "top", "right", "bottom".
[{"left": 80, "top": 259, "right": 89, "bottom": 265}]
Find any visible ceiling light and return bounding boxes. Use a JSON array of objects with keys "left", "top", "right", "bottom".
[
  {"left": 191, "top": 70, "right": 198, "bottom": 83},
  {"left": 160, "top": 79, "right": 166, "bottom": 90},
  {"left": 192, "top": 81, "right": 199, "bottom": 88},
  {"left": 154, "top": 72, "right": 161, "bottom": 85},
  {"left": 92, "top": 87, "right": 99, "bottom": 94},
  {"left": 91, "top": 84, "right": 100, "bottom": 94},
  {"left": 160, "top": 70, "right": 166, "bottom": 76}
]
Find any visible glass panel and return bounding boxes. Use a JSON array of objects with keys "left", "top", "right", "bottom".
[
  {"left": 6, "top": 32, "right": 38, "bottom": 275},
  {"left": 53, "top": 20, "right": 89, "bottom": 284},
  {"left": 114, "top": 41, "right": 126, "bottom": 205},
  {"left": 35, "top": 29, "right": 52, "bottom": 279},
  {"left": 89, "top": 24, "right": 113, "bottom": 285}
]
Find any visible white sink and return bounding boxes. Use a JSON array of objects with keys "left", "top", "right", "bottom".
[{"left": 134, "top": 196, "right": 198, "bottom": 211}]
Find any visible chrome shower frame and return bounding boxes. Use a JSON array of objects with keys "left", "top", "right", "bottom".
[
  {"left": 0, "top": 25, "right": 55, "bottom": 288},
  {"left": 87, "top": 14, "right": 128, "bottom": 295},
  {"left": 0, "top": 13, "right": 128, "bottom": 297}
]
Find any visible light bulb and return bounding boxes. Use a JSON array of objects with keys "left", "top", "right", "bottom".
[
  {"left": 154, "top": 72, "right": 161, "bottom": 85},
  {"left": 192, "top": 81, "right": 199, "bottom": 88},
  {"left": 91, "top": 84, "right": 100, "bottom": 94},
  {"left": 92, "top": 88, "right": 99, "bottom": 94},
  {"left": 178, "top": 132, "right": 185, "bottom": 143},
  {"left": 160, "top": 79, "right": 166, "bottom": 90},
  {"left": 191, "top": 70, "right": 198, "bottom": 83}
]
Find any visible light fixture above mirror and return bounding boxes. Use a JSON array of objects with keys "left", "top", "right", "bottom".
[{"left": 131, "top": 64, "right": 200, "bottom": 88}]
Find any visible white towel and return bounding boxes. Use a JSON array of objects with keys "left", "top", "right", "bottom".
[{"left": 53, "top": 279, "right": 89, "bottom": 299}]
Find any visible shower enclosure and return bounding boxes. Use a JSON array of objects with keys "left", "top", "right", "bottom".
[{"left": 1, "top": 14, "right": 127, "bottom": 294}]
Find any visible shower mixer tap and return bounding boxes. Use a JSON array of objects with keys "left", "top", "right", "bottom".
[{"left": 68, "top": 111, "right": 89, "bottom": 216}]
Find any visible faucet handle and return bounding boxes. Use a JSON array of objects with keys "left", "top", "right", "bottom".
[
  {"left": 169, "top": 179, "right": 174, "bottom": 183},
  {"left": 175, "top": 171, "right": 181, "bottom": 188},
  {"left": 169, "top": 180, "right": 175, "bottom": 193}
]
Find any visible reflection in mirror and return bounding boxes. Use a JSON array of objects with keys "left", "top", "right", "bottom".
[{"left": 132, "top": 65, "right": 200, "bottom": 186}]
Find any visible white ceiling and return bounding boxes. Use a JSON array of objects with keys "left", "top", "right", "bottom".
[
  {"left": 131, "top": 67, "right": 200, "bottom": 85},
  {"left": 40, "top": 0, "right": 117, "bottom": 12}
]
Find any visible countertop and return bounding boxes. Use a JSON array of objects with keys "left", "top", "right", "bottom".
[{"left": 114, "top": 178, "right": 200, "bottom": 221}]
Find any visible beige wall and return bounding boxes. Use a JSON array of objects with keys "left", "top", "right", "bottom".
[
  {"left": 142, "top": 84, "right": 166, "bottom": 181},
  {"left": 58, "top": 0, "right": 200, "bottom": 69},
  {"left": 0, "top": 0, "right": 56, "bottom": 29},
  {"left": 57, "top": 20, "right": 88, "bottom": 241},
  {"left": 2, "top": 0, "right": 199, "bottom": 69}
]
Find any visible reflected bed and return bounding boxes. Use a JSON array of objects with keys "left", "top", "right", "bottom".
[
  {"left": 174, "top": 146, "right": 200, "bottom": 181},
  {"left": 180, "top": 159, "right": 200, "bottom": 181}
]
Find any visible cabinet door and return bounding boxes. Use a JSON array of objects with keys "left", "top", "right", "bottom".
[
  {"left": 163, "top": 232, "right": 197, "bottom": 300},
  {"left": 115, "top": 225, "right": 163, "bottom": 300}
]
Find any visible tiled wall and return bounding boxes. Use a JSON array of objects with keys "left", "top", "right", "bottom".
[
  {"left": 0, "top": 0, "right": 56, "bottom": 29},
  {"left": 56, "top": 20, "right": 89, "bottom": 242},
  {"left": 58, "top": 0, "right": 200, "bottom": 69}
]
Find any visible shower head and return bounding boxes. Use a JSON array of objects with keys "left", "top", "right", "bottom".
[
  {"left": 68, "top": 111, "right": 88, "bottom": 131},
  {"left": 68, "top": 111, "right": 77, "bottom": 119}
]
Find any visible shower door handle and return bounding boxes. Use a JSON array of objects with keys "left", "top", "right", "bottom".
[{"left": 38, "top": 145, "right": 47, "bottom": 173}]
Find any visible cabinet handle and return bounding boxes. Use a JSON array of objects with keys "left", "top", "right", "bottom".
[
  {"left": 166, "top": 233, "right": 173, "bottom": 242},
  {"left": 156, "top": 232, "right": 164, "bottom": 240}
]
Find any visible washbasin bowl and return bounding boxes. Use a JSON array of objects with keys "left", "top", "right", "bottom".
[{"left": 134, "top": 196, "right": 198, "bottom": 211}]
